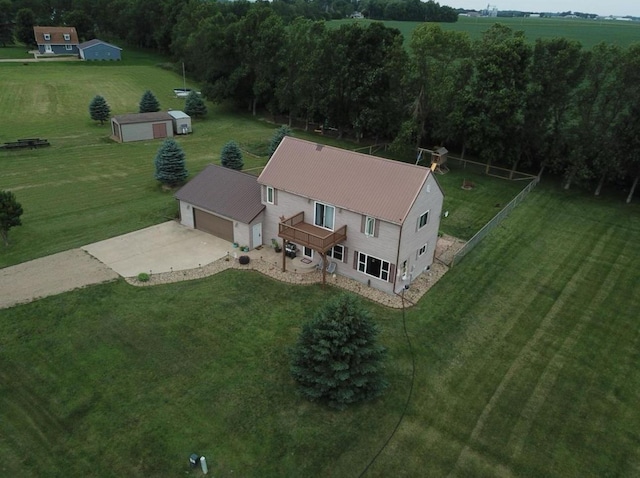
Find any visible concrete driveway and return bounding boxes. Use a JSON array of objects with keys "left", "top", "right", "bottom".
[{"left": 82, "top": 221, "right": 232, "bottom": 277}]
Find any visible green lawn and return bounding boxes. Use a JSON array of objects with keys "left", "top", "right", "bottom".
[
  {"left": 331, "top": 16, "right": 640, "bottom": 48},
  {"left": 1, "top": 183, "right": 639, "bottom": 477},
  {"left": 0, "top": 61, "right": 522, "bottom": 267},
  {"left": 0, "top": 62, "right": 291, "bottom": 267}
]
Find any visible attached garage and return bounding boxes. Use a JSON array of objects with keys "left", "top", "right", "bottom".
[
  {"left": 193, "top": 208, "right": 233, "bottom": 242},
  {"left": 111, "top": 112, "right": 174, "bottom": 143},
  {"left": 175, "top": 165, "right": 265, "bottom": 248}
]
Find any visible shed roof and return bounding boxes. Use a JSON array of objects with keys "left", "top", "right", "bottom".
[
  {"left": 167, "top": 110, "right": 190, "bottom": 120},
  {"left": 33, "top": 26, "right": 79, "bottom": 45},
  {"left": 112, "top": 112, "right": 173, "bottom": 125},
  {"left": 78, "top": 39, "right": 122, "bottom": 51},
  {"left": 257, "top": 137, "right": 433, "bottom": 225},
  {"left": 175, "top": 165, "right": 265, "bottom": 224}
]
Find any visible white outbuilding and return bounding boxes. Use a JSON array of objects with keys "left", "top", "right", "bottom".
[{"left": 168, "top": 110, "right": 192, "bottom": 135}]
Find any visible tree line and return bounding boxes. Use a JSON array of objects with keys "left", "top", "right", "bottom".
[{"left": 3, "top": 0, "right": 639, "bottom": 201}]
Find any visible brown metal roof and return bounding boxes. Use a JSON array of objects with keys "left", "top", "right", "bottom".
[
  {"left": 257, "top": 137, "right": 432, "bottom": 225},
  {"left": 175, "top": 165, "right": 265, "bottom": 224},
  {"left": 33, "top": 26, "right": 79, "bottom": 45},
  {"left": 112, "top": 112, "right": 173, "bottom": 124}
]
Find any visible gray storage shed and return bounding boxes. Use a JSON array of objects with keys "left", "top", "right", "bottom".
[
  {"left": 111, "top": 112, "right": 174, "bottom": 143},
  {"left": 168, "top": 110, "right": 192, "bottom": 135},
  {"left": 78, "top": 39, "right": 122, "bottom": 61}
]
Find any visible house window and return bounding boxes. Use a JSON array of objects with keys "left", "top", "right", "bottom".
[
  {"left": 357, "top": 252, "right": 390, "bottom": 282},
  {"left": 266, "top": 186, "right": 274, "bottom": 204},
  {"left": 418, "top": 243, "right": 427, "bottom": 257},
  {"left": 65, "top": 44, "right": 72, "bottom": 50},
  {"left": 364, "top": 216, "right": 375, "bottom": 237},
  {"left": 314, "top": 202, "right": 334, "bottom": 230},
  {"left": 63, "top": 33, "right": 70, "bottom": 41},
  {"left": 327, "top": 244, "right": 344, "bottom": 262},
  {"left": 418, "top": 210, "right": 430, "bottom": 230},
  {"left": 44, "top": 33, "right": 51, "bottom": 40}
]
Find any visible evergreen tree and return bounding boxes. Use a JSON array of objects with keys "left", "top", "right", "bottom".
[
  {"left": 154, "top": 139, "right": 188, "bottom": 187},
  {"left": 184, "top": 90, "right": 207, "bottom": 118},
  {"left": 290, "top": 293, "right": 388, "bottom": 410},
  {"left": 89, "top": 95, "right": 111, "bottom": 125},
  {"left": 0, "top": 190, "right": 23, "bottom": 246},
  {"left": 268, "top": 125, "right": 291, "bottom": 158},
  {"left": 139, "top": 90, "right": 160, "bottom": 113},
  {"left": 220, "top": 141, "right": 244, "bottom": 170}
]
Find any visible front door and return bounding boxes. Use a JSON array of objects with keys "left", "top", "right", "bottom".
[
  {"left": 45, "top": 44, "right": 52, "bottom": 53},
  {"left": 251, "top": 223, "right": 262, "bottom": 248}
]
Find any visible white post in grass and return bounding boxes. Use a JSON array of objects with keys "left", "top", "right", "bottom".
[{"left": 200, "top": 456, "right": 208, "bottom": 474}]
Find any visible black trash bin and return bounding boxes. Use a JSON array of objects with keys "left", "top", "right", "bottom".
[{"left": 189, "top": 453, "right": 200, "bottom": 468}]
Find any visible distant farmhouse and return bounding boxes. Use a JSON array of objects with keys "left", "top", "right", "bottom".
[
  {"left": 33, "top": 26, "right": 79, "bottom": 55},
  {"left": 78, "top": 39, "right": 122, "bottom": 61}
]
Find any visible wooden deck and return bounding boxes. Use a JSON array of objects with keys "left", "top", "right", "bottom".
[{"left": 278, "top": 212, "right": 347, "bottom": 253}]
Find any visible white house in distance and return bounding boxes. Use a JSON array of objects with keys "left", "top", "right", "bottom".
[{"left": 175, "top": 137, "right": 444, "bottom": 294}]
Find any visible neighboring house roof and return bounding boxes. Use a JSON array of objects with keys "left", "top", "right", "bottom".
[
  {"left": 78, "top": 39, "right": 122, "bottom": 50},
  {"left": 175, "top": 165, "right": 265, "bottom": 224},
  {"left": 33, "top": 26, "right": 79, "bottom": 45},
  {"left": 258, "top": 137, "right": 434, "bottom": 225},
  {"left": 112, "top": 112, "right": 173, "bottom": 124}
]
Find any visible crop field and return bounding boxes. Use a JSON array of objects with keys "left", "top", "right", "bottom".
[
  {"left": 332, "top": 16, "right": 640, "bottom": 48},
  {"left": 1, "top": 182, "right": 639, "bottom": 477}
]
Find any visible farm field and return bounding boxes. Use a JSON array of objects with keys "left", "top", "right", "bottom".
[
  {"left": 1, "top": 183, "right": 639, "bottom": 477},
  {"left": 331, "top": 16, "right": 640, "bottom": 48},
  {"left": 0, "top": 61, "right": 521, "bottom": 267}
]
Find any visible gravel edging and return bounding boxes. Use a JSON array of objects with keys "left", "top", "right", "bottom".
[{"left": 124, "top": 235, "right": 465, "bottom": 309}]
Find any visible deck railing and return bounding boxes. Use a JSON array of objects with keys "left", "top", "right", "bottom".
[{"left": 279, "top": 212, "right": 347, "bottom": 253}]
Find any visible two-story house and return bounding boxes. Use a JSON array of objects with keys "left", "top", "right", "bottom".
[
  {"left": 257, "top": 137, "right": 443, "bottom": 294},
  {"left": 33, "top": 26, "right": 79, "bottom": 55}
]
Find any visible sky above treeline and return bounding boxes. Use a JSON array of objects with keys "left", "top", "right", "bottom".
[{"left": 466, "top": 1, "right": 640, "bottom": 16}]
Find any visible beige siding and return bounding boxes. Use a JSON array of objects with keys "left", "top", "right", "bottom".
[
  {"left": 234, "top": 211, "right": 265, "bottom": 250},
  {"left": 396, "top": 174, "right": 444, "bottom": 292},
  {"left": 262, "top": 187, "right": 400, "bottom": 293},
  {"left": 179, "top": 201, "right": 194, "bottom": 228},
  {"left": 118, "top": 120, "right": 173, "bottom": 142}
]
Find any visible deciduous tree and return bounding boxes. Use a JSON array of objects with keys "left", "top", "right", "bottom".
[
  {"left": 0, "top": 190, "right": 23, "bottom": 246},
  {"left": 154, "top": 139, "right": 188, "bottom": 187},
  {"left": 15, "top": 8, "right": 35, "bottom": 46},
  {"left": 290, "top": 293, "right": 387, "bottom": 410}
]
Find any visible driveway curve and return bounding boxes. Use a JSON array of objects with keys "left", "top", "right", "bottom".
[{"left": 0, "top": 249, "right": 119, "bottom": 309}]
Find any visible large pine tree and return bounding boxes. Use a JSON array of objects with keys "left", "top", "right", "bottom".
[
  {"left": 184, "top": 91, "right": 207, "bottom": 118},
  {"left": 139, "top": 90, "right": 160, "bottom": 113},
  {"left": 89, "top": 95, "right": 111, "bottom": 125},
  {"left": 220, "top": 141, "right": 244, "bottom": 170},
  {"left": 268, "top": 125, "right": 291, "bottom": 158},
  {"left": 290, "top": 293, "right": 387, "bottom": 409},
  {"left": 154, "top": 139, "right": 188, "bottom": 187}
]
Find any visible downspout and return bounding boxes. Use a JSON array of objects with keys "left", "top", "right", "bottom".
[{"left": 394, "top": 222, "right": 403, "bottom": 294}]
